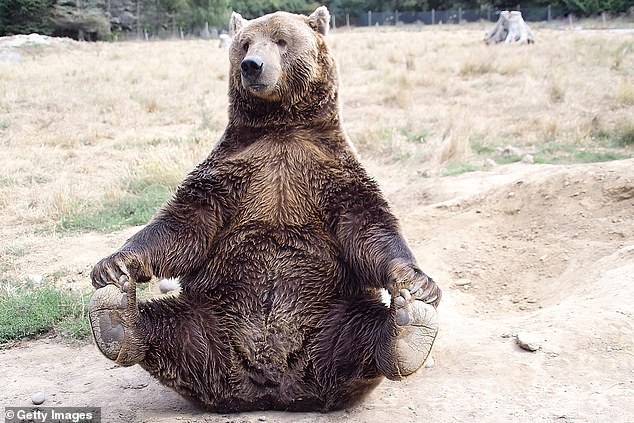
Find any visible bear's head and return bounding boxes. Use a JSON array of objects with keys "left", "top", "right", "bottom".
[{"left": 227, "top": 7, "right": 339, "bottom": 128}]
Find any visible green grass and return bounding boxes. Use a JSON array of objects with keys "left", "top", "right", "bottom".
[
  {"left": 534, "top": 150, "right": 630, "bottom": 164},
  {"left": 0, "top": 282, "right": 91, "bottom": 345},
  {"left": 442, "top": 161, "right": 483, "bottom": 176},
  {"left": 470, "top": 137, "right": 632, "bottom": 168},
  {"left": 59, "top": 184, "right": 172, "bottom": 232},
  {"left": 595, "top": 124, "right": 634, "bottom": 147}
]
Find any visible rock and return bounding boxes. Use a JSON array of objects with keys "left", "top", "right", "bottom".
[
  {"left": 120, "top": 372, "right": 149, "bottom": 390},
  {"left": 454, "top": 278, "right": 472, "bottom": 287},
  {"left": 0, "top": 50, "right": 21, "bottom": 63},
  {"left": 516, "top": 332, "right": 541, "bottom": 351},
  {"left": 32, "top": 392, "right": 46, "bottom": 405},
  {"left": 28, "top": 274, "right": 43, "bottom": 285},
  {"left": 424, "top": 356, "right": 435, "bottom": 368},
  {"left": 483, "top": 158, "right": 497, "bottom": 168},
  {"left": 159, "top": 278, "right": 180, "bottom": 294},
  {"left": 521, "top": 154, "right": 534, "bottom": 164},
  {"left": 499, "top": 145, "right": 522, "bottom": 157}
]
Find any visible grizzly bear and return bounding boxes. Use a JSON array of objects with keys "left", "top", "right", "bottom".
[{"left": 89, "top": 6, "right": 441, "bottom": 412}]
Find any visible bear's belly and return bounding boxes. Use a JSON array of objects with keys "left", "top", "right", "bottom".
[{"left": 205, "top": 222, "right": 345, "bottom": 385}]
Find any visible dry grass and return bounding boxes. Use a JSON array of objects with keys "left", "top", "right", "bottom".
[{"left": 0, "top": 26, "right": 632, "bottom": 241}]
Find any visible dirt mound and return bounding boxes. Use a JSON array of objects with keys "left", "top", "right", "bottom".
[{"left": 390, "top": 159, "right": 634, "bottom": 317}]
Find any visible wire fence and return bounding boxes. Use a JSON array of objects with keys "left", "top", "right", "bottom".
[{"left": 331, "top": 6, "right": 567, "bottom": 28}]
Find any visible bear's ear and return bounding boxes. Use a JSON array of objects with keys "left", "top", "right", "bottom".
[
  {"left": 308, "top": 6, "right": 330, "bottom": 36},
  {"left": 230, "top": 11, "right": 248, "bottom": 36}
]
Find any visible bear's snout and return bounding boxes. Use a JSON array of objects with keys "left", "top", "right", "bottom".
[{"left": 241, "top": 56, "right": 264, "bottom": 81}]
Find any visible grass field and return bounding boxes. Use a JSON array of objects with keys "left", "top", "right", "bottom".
[
  {"left": 0, "top": 24, "right": 632, "bottom": 343},
  {"left": 0, "top": 25, "right": 632, "bottom": 234}
]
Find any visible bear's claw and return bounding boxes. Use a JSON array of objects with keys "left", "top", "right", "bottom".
[{"left": 389, "top": 289, "right": 439, "bottom": 380}]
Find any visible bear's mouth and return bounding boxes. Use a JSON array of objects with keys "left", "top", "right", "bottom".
[{"left": 245, "top": 83, "right": 267, "bottom": 92}]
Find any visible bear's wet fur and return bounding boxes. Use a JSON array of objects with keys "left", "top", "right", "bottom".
[{"left": 89, "top": 6, "right": 441, "bottom": 412}]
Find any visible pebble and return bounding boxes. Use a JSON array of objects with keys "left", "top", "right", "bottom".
[
  {"left": 500, "top": 145, "right": 522, "bottom": 157},
  {"left": 120, "top": 372, "right": 149, "bottom": 389},
  {"left": 454, "top": 278, "right": 472, "bottom": 287},
  {"left": 159, "top": 278, "right": 180, "bottom": 294},
  {"left": 521, "top": 154, "right": 534, "bottom": 164},
  {"left": 424, "top": 356, "right": 435, "bottom": 368},
  {"left": 28, "top": 274, "right": 43, "bottom": 285},
  {"left": 516, "top": 332, "right": 541, "bottom": 352},
  {"left": 32, "top": 392, "right": 46, "bottom": 405}
]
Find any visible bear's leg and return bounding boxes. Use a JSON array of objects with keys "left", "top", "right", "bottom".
[
  {"left": 90, "top": 279, "right": 232, "bottom": 406},
  {"left": 313, "top": 288, "right": 438, "bottom": 410}
]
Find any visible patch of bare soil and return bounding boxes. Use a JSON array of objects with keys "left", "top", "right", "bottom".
[{"left": 1, "top": 159, "right": 633, "bottom": 423}]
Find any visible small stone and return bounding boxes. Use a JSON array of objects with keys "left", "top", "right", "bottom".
[
  {"left": 159, "top": 278, "right": 180, "bottom": 294},
  {"left": 28, "top": 274, "right": 43, "bottom": 285},
  {"left": 483, "top": 158, "right": 497, "bottom": 168},
  {"left": 258, "top": 417, "right": 267, "bottom": 422},
  {"left": 500, "top": 145, "right": 522, "bottom": 157},
  {"left": 120, "top": 372, "right": 149, "bottom": 390},
  {"left": 516, "top": 332, "right": 541, "bottom": 352},
  {"left": 32, "top": 392, "right": 46, "bottom": 405},
  {"left": 454, "top": 278, "right": 472, "bottom": 287},
  {"left": 521, "top": 154, "right": 534, "bottom": 164},
  {"left": 424, "top": 356, "right": 435, "bottom": 368}
]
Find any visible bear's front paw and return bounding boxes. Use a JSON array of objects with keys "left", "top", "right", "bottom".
[
  {"left": 91, "top": 251, "right": 151, "bottom": 289},
  {"left": 388, "top": 259, "right": 442, "bottom": 308}
]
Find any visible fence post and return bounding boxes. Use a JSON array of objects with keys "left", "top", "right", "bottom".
[
  {"left": 547, "top": 5, "right": 551, "bottom": 22},
  {"left": 346, "top": 13, "right": 350, "bottom": 28},
  {"left": 432, "top": 8, "right": 435, "bottom": 25},
  {"left": 516, "top": 4, "right": 521, "bottom": 10},
  {"left": 487, "top": 7, "right": 491, "bottom": 21},
  {"left": 368, "top": 10, "right": 372, "bottom": 26},
  {"left": 332, "top": 14, "right": 336, "bottom": 29},
  {"left": 395, "top": 10, "right": 399, "bottom": 25},
  {"left": 458, "top": 7, "right": 462, "bottom": 24},
  {"left": 601, "top": 11, "right": 606, "bottom": 26}
]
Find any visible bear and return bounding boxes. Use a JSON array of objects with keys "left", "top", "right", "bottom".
[{"left": 88, "top": 6, "right": 441, "bottom": 413}]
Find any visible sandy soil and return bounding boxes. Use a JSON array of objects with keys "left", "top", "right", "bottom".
[{"left": 1, "top": 159, "right": 633, "bottom": 423}]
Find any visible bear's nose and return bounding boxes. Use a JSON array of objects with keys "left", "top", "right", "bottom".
[{"left": 241, "top": 56, "right": 264, "bottom": 80}]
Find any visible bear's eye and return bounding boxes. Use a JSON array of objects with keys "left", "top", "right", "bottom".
[
  {"left": 242, "top": 42, "right": 250, "bottom": 52},
  {"left": 276, "top": 39, "right": 287, "bottom": 49}
]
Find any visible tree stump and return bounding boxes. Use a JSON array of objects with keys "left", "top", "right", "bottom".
[{"left": 484, "top": 11, "right": 535, "bottom": 45}]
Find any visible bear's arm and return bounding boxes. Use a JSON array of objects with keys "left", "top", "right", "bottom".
[
  {"left": 91, "top": 166, "right": 233, "bottom": 286},
  {"left": 330, "top": 172, "right": 440, "bottom": 305}
]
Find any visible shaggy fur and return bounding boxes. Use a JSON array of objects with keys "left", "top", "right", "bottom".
[{"left": 90, "top": 7, "right": 441, "bottom": 412}]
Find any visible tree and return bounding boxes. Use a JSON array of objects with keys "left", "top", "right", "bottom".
[{"left": 0, "top": 0, "right": 54, "bottom": 35}]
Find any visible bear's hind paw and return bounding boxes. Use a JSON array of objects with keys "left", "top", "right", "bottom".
[
  {"left": 89, "top": 278, "right": 143, "bottom": 366},
  {"left": 388, "top": 289, "right": 439, "bottom": 380}
]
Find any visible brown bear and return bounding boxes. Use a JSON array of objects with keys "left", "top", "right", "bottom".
[{"left": 89, "top": 6, "right": 441, "bottom": 413}]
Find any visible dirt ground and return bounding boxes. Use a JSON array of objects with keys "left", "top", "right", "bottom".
[{"left": 1, "top": 158, "right": 632, "bottom": 422}]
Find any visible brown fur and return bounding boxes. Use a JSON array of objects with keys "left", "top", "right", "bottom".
[{"left": 91, "top": 7, "right": 441, "bottom": 412}]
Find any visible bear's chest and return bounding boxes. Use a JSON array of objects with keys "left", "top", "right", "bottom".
[{"left": 226, "top": 138, "right": 330, "bottom": 226}]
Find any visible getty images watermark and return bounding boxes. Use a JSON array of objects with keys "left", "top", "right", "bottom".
[{"left": 4, "top": 407, "right": 101, "bottom": 423}]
